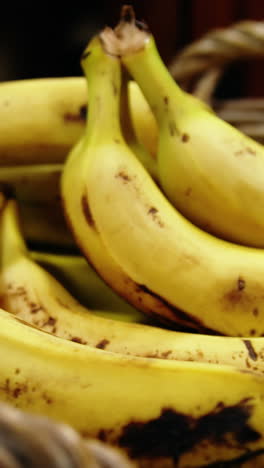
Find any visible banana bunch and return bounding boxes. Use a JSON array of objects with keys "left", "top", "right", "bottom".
[
  {"left": 115, "top": 13, "right": 264, "bottom": 249},
  {"left": 1, "top": 5, "right": 264, "bottom": 468},
  {"left": 61, "top": 15, "right": 264, "bottom": 338},
  {"left": 2, "top": 193, "right": 264, "bottom": 467}
]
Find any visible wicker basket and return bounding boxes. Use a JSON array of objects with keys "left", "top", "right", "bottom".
[
  {"left": 169, "top": 20, "right": 264, "bottom": 143},
  {"left": 0, "top": 401, "right": 134, "bottom": 468}
]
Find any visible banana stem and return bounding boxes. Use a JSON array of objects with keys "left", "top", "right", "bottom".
[
  {"left": 122, "top": 37, "right": 185, "bottom": 125},
  {"left": 81, "top": 39, "right": 123, "bottom": 145}
]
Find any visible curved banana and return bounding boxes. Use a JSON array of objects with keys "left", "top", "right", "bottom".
[
  {"left": 5, "top": 197, "right": 264, "bottom": 373},
  {"left": 0, "top": 77, "right": 157, "bottom": 165},
  {"left": 1, "top": 309, "right": 264, "bottom": 467},
  {"left": 61, "top": 38, "right": 192, "bottom": 329},
  {"left": 114, "top": 9, "right": 264, "bottom": 248},
  {"left": 62, "top": 30, "right": 264, "bottom": 336},
  {"left": 0, "top": 197, "right": 153, "bottom": 341}
]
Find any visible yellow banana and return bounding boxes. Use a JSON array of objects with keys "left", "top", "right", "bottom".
[
  {"left": 5, "top": 196, "right": 264, "bottom": 375},
  {"left": 115, "top": 8, "right": 264, "bottom": 248},
  {"left": 0, "top": 198, "right": 154, "bottom": 340},
  {"left": 61, "top": 37, "right": 197, "bottom": 330},
  {"left": 3, "top": 195, "right": 263, "bottom": 370},
  {"left": 0, "top": 309, "right": 264, "bottom": 467},
  {"left": 0, "top": 77, "right": 157, "bottom": 165},
  {"left": 62, "top": 29, "right": 264, "bottom": 337}
]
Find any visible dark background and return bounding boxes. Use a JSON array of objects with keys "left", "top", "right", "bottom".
[{"left": 0, "top": 1, "right": 263, "bottom": 98}]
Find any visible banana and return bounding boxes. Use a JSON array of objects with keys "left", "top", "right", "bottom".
[
  {"left": 0, "top": 77, "right": 157, "bottom": 165},
  {"left": 0, "top": 197, "right": 154, "bottom": 340},
  {"left": 6, "top": 197, "right": 264, "bottom": 374},
  {"left": 62, "top": 37, "right": 210, "bottom": 330},
  {"left": 1, "top": 309, "right": 264, "bottom": 467},
  {"left": 62, "top": 29, "right": 264, "bottom": 337},
  {"left": 113, "top": 8, "right": 264, "bottom": 248},
  {"left": 0, "top": 195, "right": 255, "bottom": 369}
]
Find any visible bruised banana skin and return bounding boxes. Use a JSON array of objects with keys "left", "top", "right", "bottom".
[
  {"left": 2, "top": 309, "right": 264, "bottom": 467},
  {"left": 118, "top": 13, "right": 264, "bottom": 248},
  {"left": 70, "top": 31, "right": 264, "bottom": 337},
  {"left": 0, "top": 77, "right": 157, "bottom": 165},
  {"left": 5, "top": 198, "right": 264, "bottom": 372}
]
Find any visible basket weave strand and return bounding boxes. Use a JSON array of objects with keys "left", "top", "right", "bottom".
[
  {"left": 168, "top": 20, "right": 264, "bottom": 142},
  {"left": 0, "top": 402, "right": 134, "bottom": 468},
  {"left": 169, "top": 20, "right": 264, "bottom": 86}
]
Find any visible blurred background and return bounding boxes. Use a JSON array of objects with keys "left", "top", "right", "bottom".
[{"left": 0, "top": 0, "right": 263, "bottom": 98}]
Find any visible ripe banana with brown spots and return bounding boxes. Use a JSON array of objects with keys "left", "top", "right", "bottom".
[
  {"left": 62, "top": 27, "right": 264, "bottom": 337},
  {"left": 3, "top": 196, "right": 264, "bottom": 372}
]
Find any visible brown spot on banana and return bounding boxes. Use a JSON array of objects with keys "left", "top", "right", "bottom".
[
  {"left": 96, "top": 339, "right": 110, "bottom": 350},
  {"left": 147, "top": 207, "right": 164, "bottom": 228},
  {"left": 81, "top": 194, "right": 97, "bottom": 230},
  {"left": 246, "top": 147, "right": 256, "bottom": 156},
  {"left": 223, "top": 277, "right": 247, "bottom": 305},
  {"left": 42, "top": 316, "right": 57, "bottom": 328},
  {"left": 235, "top": 146, "right": 257, "bottom": 157},
  {"left": 0, "top": 378, "right": 29, "bottom": 400},
  {"left": 115, "top": 171, "right": 132, "bottom": 183},
  {"left": 29, "top": 303, "right": 45, "bottom": 314},
  {"left": 142, "top": 350, "right": 173, "bottom": 359},
  {"left": 181, "top": 133, "right": 190, "bottom": 142},
  {"left": 238, "top": 277, "right": 246, "bottom": 291},
  {"left": 243, "top": 340, "right": 258, "bottom": 361},
  {"left": 71, "top": 337, "right": 88, "bottom": 345},
  {"left": 42, "top": 392, "right": 53, "bottom": 405},
  {"left": 63, "top": 104, "right": 87, "bottom": 123}
]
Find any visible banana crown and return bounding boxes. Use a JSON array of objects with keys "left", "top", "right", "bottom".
[
  {"left": 100, "top": 6, "right": 150, "bottom": 57},
  {"left": 100, "top": 5, "right": 206, "bottom": 127}
]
